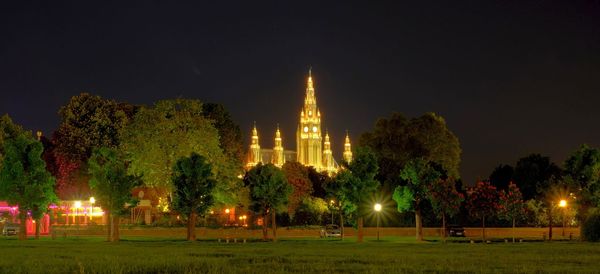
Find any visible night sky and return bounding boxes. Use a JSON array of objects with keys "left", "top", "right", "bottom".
[{"left": 1, "top": 1, "right": 599, "bottom": 184}]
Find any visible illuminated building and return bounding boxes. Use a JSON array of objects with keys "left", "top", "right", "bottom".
[{"left": 246, "top": 69, "right": 351, "bottom": 174}]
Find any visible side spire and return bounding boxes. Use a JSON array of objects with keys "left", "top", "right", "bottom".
[
  {"left": 273, "top": 123, "right": 285, "bottom": 167},
  {"left": 343, "top": 130, "right": 353, "bottom": 163},
  {"left": 246, "top": 122, "right": 262, "bottom": 169}
]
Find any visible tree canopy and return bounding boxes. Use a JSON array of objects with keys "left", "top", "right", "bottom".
[
  {"left": 121, "top": 99, "right": 242, "bottom": 205},
  {"left": 359, "top": 112, "right": 461, "bottom": 190},
  {"left": 563, "top": 144, "right": 600, "bottom": 221},
  {"left": 0, "top": 114, "right": 25, "bottom": 171},
  {"left": 513, "top": 154, "right": 562, "bottom": 201}
]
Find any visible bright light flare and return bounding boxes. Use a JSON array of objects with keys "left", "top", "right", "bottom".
[
  {"left": 559, "top": 199, "right": 567, "bottom": 208},
  {"left": 374, "top": 203, "right": 382, "bottom": 212}
]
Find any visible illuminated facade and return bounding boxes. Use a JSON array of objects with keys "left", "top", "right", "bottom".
[{"left": 246, "top": 69, "right": 351, "bottom": 174}]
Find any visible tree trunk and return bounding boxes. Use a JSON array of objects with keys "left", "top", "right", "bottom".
[
  {"left": 340, "top": 213, "right": 344, "bottom": 240},
  {"left": 262, "top": 212, "right": 268, "bottom": 241},
  {"left": 271, "top": 211, "right": 277, "bottom": 242},
  {"left": 415, "top": 209, "right": 423, "bottom": 241},
  {"left": 111, "top": 215, "right": 120, "bottom": 242},
  {"left": 357, "top": 216, "right": 364, "bottom": 243},
  {"left": 548, "top": 206, "right": 553, "bottom": 241},
  {"left": 512, "top": 217, "right": 516, "bottom": 243},
  {"left": 187, "top": 212, "right": 197, "bottom": 241},
  {"left": 35, "top": 218, "right": 41, "bottom": 240},
  {"left": 482, "top": 216, "right": 486, "bottom": 242},
  {"left": 441, "top": 214, "right": 446, "bottom": 243},
  {"left": 106, "top": 212, "right": 112, "bottom": 242},
  {"left": 19, "top": 213, "right": 27, "bottom": 241}
]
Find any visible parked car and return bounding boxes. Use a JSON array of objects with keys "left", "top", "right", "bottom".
[
  {"left": 446, "top": 225, "right": 465, "bottom": 237},
  {"left": 320, "top": 224, "right": 341, "bottom": 238},
  {"left": 2, "top": 223, "right": 20, "bottom": 236}
]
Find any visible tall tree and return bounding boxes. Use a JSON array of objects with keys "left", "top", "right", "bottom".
[
  {"left": 513, "top": 154, "right": 562, "bottom": 200},
  {"left": 88, "top": 147, "right": 142, "bottom": 242},
  {"left": 282, "top": 162, "right": 313, "bottom": 218},
  {"left": 466, "top": 181, "right": 500, "bottom": 241},
  {"left": 563, "top": 144, "right": 600, "bottom": 237},
  {"left": 244, "top": 163, "right": 292, "bottom": 241},
  {"left": 428, "top": 178, "right": 464, "bottom": 242},
  {"left": 121, "top": 99, "right": 242, "bottom": 205},
  {"left": 201, "top": 103, "right": 245, "bottom": 164},
  {"left": 499, "top": 182, "right": 526, "bottom": 242},
  {"left": 360, "top": 112, "right": 461, "bottom": 192},
  {"left": 489, "top": 164, "right": 514, "bottom": 191},
  {"left": 0, "top": 134, "right": 57, "bottom": 240},
  {"left": 333, "top": 147, "right": 379, "bottom": 243},
  {"left": 393, "top": 158, "right": 441, "bottom": 241},
  {"left": 0, "top": 114, "right": 24, "bottom": 171},
  {"left": 171, "top": 153, "right": 216, "bottom": 241}
]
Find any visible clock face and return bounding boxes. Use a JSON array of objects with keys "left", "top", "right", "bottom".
[
  {"left": 312, "top": 126, "right": 318, "bottom": 133},
  {"left": 303, "top": 126, "right": 309, "bottom": 133},
  {"left": 308, "top": 110, "right": 312, "bottom": 116}
]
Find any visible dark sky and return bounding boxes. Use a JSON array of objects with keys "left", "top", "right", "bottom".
[{"left": 1, "top": 1, "right": 599, "bottom": 184}]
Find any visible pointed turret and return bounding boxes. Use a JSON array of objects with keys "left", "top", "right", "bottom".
[
  {"left": 272, "top": 124, "right": 285, "bottom": 167},
  {"left": 297, "top": 67, "right": 323, "bottom": 170},
  {"left": 323, "top": 130, "right": 335, "bottom": 174},
  {"left": 246, "top": 122, "right": 262, "bottom": 169},
  {"left": 343, "top": 131, "right": 353, "bottom": 163}
]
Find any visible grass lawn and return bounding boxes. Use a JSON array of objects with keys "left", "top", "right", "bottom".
[{"left": 0, "top": 236, "right": 598, "bottom": 273}]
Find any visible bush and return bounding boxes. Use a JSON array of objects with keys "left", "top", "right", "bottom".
[{"left": 582, "top": 209, "right": 600, "bottom": 242}]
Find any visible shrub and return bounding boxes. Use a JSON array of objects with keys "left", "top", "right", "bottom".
[{"left": 582, "top": 209, "right": 600, "bottom": 242}]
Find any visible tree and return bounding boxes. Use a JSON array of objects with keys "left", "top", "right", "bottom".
[
  {"left": 359, "top": 112, "right": 461, "bottom": 193},
  {"left": 428, "top": 178, "right": 464, "bottom": 242},
  {"left": 88, "top": 147, "right": 142, "bottom": 242},
  {"left": 201, "top": 103, "right": 245, "bottom": 164},
  {"left": 563, "top": 144, "right": 600, "bottom": 238},
  {"left": 333, "top": 147, "right": 379, "bottom": 243},
  {"left": 282, "top": 162, "right": 313, "bottom": 218},
  {"left": 52, "top": 93, "right": 131, "bottom": 199},
  {"left": 466, "top": 181, "right": 500, "bottom": 241},
  {"left": 121, "top": 99, "right": 242, "bottom": 205},
  {"left": 244, "top": 163, "right": 292, "bottom": 241},
  {"left": 499, "top": 182, "right": 526, "bottom": 242},
  {"left": 489, "top": 164, "right": 514, "bottom": 191},
  {"left": 0, "top": 114, "right": 24, "bottom": 171},
  {"left": 171, "top": 153, "right": 216, "bottom": 241},
  {"left": 0, "top": 134, "right": 57, "bottom": 240},
  {"left": 393, "top": 158, "right": 441, "bottom": 241},
  {"left": 513, "top": 154, "right": 562, "bottom": 200}
]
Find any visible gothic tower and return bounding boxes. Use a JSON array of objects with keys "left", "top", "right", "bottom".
[
  {"left": 322, "top": 131, "right": 336, "bottom": 174},
  {"left": 272, "top": 125, "right": 285, "bottom": 167},
  {"left": 246, "top": 123, "right": 262, "bottom": 168},
  {"left": 296, "top": 68, "right": 323, "bottom": 170},
  {"left": 343, "top": 132, "right": 353, "bottom": 163}
]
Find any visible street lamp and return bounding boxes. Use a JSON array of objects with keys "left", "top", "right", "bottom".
[
  {"left": 559, "top": 199, "right": 567, "bottom": 237},
  {"left": 330, "top": 199, "right": 335, "bottom": 225},
  {"left": 374, "top": 203, "right": 382, "bottom": 241},
  {"left": 74, "top": 201, "right": 81, "bottom": 225}
]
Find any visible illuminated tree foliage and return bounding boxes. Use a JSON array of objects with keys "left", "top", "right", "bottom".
[
  {"left": 393, "top": 158, "right": 441, "bottom": 241},
  {"left": 201, "top": 103, "right": 245, "bottom": 165},
  {"left": 428, "top": 178, "right": 464, "bottom": 241},
  {"left": 0, "top": 114, "right": 24, "bottom": 171},
  {"left": 499, "top": 182, "right": 526, "bottom": 242},
  {"left": 171, "top": 153, "right": 216, "bottom": 241},
  {"left": 88, "top": 147, "right": 142, "bottom": 242},
  {"left": 563, "top": 144, "right": 600, "bottom": 237},
  {"left": 282, "top": 161, "right": 313, "bottom": 218},
  {"left": 244, "top": 163, "right": 292, "bottom": 241},
  {"left": 331, "top": 147, "right": 379, "bottom": 243},
  {"left": 360, "top": 112, "right": 461, "bottom": 191},
  {"left": 121, "top": 99, "right": 242, "bottom": 205},
  {"left": 0, "top": 134, "right": 57, "bottom": 240},
  {"left": 466, "top": 181, "right": 500, "bottom": 241}
]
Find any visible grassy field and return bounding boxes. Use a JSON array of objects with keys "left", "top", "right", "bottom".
[{"left": 0, "top": 236, "right": 598, "bottom": 273}]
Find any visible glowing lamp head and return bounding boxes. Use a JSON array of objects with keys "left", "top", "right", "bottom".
[
  {"left": 89, "top": 197, "right": 95, "bottom": 204},
  {"left": 559, "top": 199, "right": 567, "bottom": 208},
  {"left": 225, "top": 208, "right": 230, "bottom": 214},
  {"left": 374, "top": 203, "right": 382, "bottom": 212},
  {"left": 74, "top": 201, "right": 82, "bottom": 208}
]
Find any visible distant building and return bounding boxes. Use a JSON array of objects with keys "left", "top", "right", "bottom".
[{"left": 246, "top": 69, "right": 352, "bottom": 174}]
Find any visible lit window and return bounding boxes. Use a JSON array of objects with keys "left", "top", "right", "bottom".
[
  {"left": 304, "top": 126, "right": 309, "bottom": 132},
  {"left": 312, "top": 126, "right": 318, "bottom": 133}
]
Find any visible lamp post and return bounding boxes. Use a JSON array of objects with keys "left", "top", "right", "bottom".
[
  {"left": 559, "top": 199, "right": 567, "bottom": 237},
  {"left": 374, "top": 203, "right": 382, "bottom": 241},
  {"left": 330, "top": 199, "right": 335, "bottom": 225}
]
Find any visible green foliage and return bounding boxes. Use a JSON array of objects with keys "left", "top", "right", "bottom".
[
  {"left": 563, "top": 144, "right": 600, "bottom": 220},
  {"left": 282, "top": 162, "right": 312, "bottom": 217},
  {"left": 121, "top": 99, "right": 242, "bottom": 205},
  {"left": 171, "top": 153, "right": 216, "bottom": 217},
  {"left": 393, "top": 158, "right": 441, "bottom": 213},
  {"left": 244, "top": 163, "right": 292, "bottom": 215},
  {"left": 359, "top": 112, "right": 461, "bottom": 189},
  {"left": 498, "top": 182, "right": 527, "bottom": 222},
  {"left": 54, "top": 93, "right": 129, "bottom": 162},
  {"left": 582, "top": 208, "right": 600, "bottom": 242},
  {"left": 201, "top": 103, "right": 245, "bottom": 164},
  {"left": 0, "top": 134, "right": 57, "bottom": 219},
  {"left": 0, "top": 114, "right": 25, "bottom": 171},
  {"left": 88, "top": 147, "right": 142, "bottom": 217},
  {"left": 513, "top": 154, "right": 562, "bottom": 200}
]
